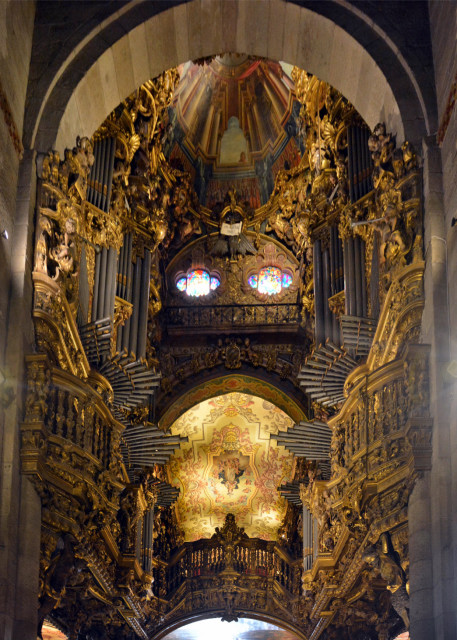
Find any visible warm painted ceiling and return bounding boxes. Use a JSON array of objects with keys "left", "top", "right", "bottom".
[
  {"left": 168, "top": 392, "right": 295, "bottom": 541},
  {"left": 165, "top": 56, "right": 302, "bottom": 208}
]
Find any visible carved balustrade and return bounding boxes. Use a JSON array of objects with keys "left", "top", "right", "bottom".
[
  {"left": 164, "top": 302, "right": 302, "bottom": 331},
  {"left": 21, "top": 354, "right": 124, "bottom": 508},
  {"left": 156, "top": 536, "right": 301, "bottom": 598}
]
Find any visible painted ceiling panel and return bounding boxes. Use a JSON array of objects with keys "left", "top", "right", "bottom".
[{"left": 169, "top": 392, "right": 295, "bottom": 541}]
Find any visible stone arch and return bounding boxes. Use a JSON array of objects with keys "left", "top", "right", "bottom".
[
  {"left": 151, "top": 611, "right": 308, "bottom": 640},
  {"left": 27, "top": 0, "right": 435, "bottom": 154},
  {"left": 158, "top": 373, "right": 307, "bottom": 432}
]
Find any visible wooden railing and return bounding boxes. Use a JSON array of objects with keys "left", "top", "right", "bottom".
[
  {"left": 153, "top": 536, "right": 302, "bottom": 598},
  {"left": 164, "top": 303, "right": 302, "bottom": 329}
]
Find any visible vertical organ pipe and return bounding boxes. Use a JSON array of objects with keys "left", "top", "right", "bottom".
[
  {"left": 338, "top": 234, "right": 344, "bottom": 291},
  {"left": 101, "top": 138, "right": 112, "bottom": 212},
  {"left": 330, "top": 225, "right": 338, "bottom": 296},
  {"left": 136, "top": 516, "right": 143, "bottom": 563},
  {"left": 360, "top": 239, "right": 367, "bottom": 317},
  {"left": 105, "top": 138, "right": 116, "bottom": 212},
  {"left": 313, "top": 239, "right": 325, "bottom": 345},
  {"left": 142, "top": 507, "right": 154, "bottom": 574},
  {"left": 355, "top": 127, "right": 363, "bottom": 202},
  {"left": 354, "top": 237, "right": 363, "bottom": 317},
  {"left": 343, "top": 239, "right": 349, "bottom": 315},
  {"left": 370, "top": 232, "right": 380, "bottom": 319},
  {"left": 322, "top": 249, "right": 332, "bottom": 342},
  {"left": 128, "top": 258, "right": 142, "bottom": 357},
  {"left": 120, "top": 237, "right": 129, "bottom": 300},
  {"left": 137, "top": 250, "right": 151, "bottom": 359},
  {"left": 96, "top": 139, "right": 107, "bottom": 210},
  {"left": 103, "top": 248, "right": 117, "bottom": 319},
  {"left": 78, "top": 245, "right": 90, "bottom": 326},
  {"left": 92, "top": 140, "right": 102, "bottom": 209},
  {"left": 346, "top": 237, "right": 356, "bottom": 316},
  {"left": 91, "top": 249, "right": 101, "bottom": 322},
  {"left": 348, "top": 126, "right": 354, "bottom": 203},
  {"left": 303, "top": 505, "right": 313, "bottom": 572},
  {"left": 125, "top": 236, "right": 133, "bottom": 301},
  {"left": 96, "top": 248, "right": 108, "bottom": 320},
  {"left": 92, "top": 141, "right": 102, "bottom": 206},
  {"left": 100, "top": 138, "right": 108, "bottom": 212},
  {"left": 116, "top": 243, "right": 124, "bottom": 298}
]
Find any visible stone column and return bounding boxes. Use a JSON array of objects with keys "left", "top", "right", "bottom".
[
  {"left": 0, "top": 150, "right": 41, "bottom": 640},
  {"left": 419, "top": 136, "right": 454, "bottom": 639},
  {"left": 409, "top": 473, "right": 434, "bottom": 640}
]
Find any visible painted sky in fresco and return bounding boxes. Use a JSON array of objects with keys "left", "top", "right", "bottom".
[{"left": 169, "top": 392, "right": 295, "bottom": 541}]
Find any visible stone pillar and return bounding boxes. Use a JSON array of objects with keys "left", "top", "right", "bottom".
[
  {"left": 419, "top": 136, "right": 455, "bottom": 639},
  {"left": 409, "top": 473, "right": 434, "bottom": 640},
  {"left": 0, "top": 150, "right": 41, "bottom": 640}
]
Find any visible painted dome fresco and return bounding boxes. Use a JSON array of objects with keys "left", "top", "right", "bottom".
[
  {"left": 164, "top": 55, "right": 302, "bottom": 209},
  {"left": 168, "top": 392, "right": 295, "bottom": 542}
]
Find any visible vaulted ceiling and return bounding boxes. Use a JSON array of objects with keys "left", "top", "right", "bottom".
[{"left": 168, "top": 392, "right": 295, "bottom": 541}]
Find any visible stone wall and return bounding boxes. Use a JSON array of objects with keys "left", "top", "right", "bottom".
[{"left": 0, "top": 3, "right": 39, "bottom": 640}]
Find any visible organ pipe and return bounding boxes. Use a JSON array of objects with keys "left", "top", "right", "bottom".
[
  {"left": 142, "top": 507, "right": 154, "bottom": 574},
  {"left": 344, "top": 236, "right": 367, "bottom": 318},
  {"left": 136, "top": 516, "right": 143, "bottom": 564},
  {"left": 303, "top": 505, "right": 314, "bottom": 572},
  {"left": 77, "top": 245, "right": 90, "bottom": 326},
  {"left": 347, "top": 125, "right": 373, "bottom": 203},
  {"left": 128, "top": 258, "right": 142, "bottom": 357},
  {"left": 137, "top": 250, "right": 151, "bottom": 359},
  {"left": 322, "top": 249, "right": 332, "bottom": 342},
  {"left": 116, "top": 242, "right": 152, "bottom": 360},
  {"left": 313, "top": 239, "right": 325, "bottom": 345},
  {"left": 87, "top": 137, "right": 116, "bottom": 213},
  {"left": 370, "top": 231, "right": 380, "bottom": 319},
  {"left": 91, "top": 246, "right": 117, "bottom": 323},
  {"left": 96, "top": 248, "right": 107, "bottom": 319}
]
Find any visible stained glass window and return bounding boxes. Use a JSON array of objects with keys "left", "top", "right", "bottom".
[
  {"left": 258, "top": 267, "right": 282, "bottom": 295},
  {"left": 210, "top": 276, "right": 221, "bottom": 291},
  {"left": 282, "top": 272, "right": 292, "bottom": 288},
  {"left": 248, "top": 267, "right": 292, "bottom": 295},
  {"left": 186, "top": 269, "right": 210, "bottom": 297},
  {"left": 176, "top": 277, "right": 187, "bottom": 292},
  {"left": 176, "top": 270, "right": 220, "bottom": 296}
]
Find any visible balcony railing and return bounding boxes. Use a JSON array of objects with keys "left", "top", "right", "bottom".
[
  {"left": 164, "top": 303, "right": 302, "bottom": 330},
  {"left": 153, "top": 536, "right": 301, "bottom": 598}
]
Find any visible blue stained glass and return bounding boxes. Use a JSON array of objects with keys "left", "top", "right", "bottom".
[
  {"left": 210, "top": 276, "right": 220, "bottom": 291},
  {"left": 176, "top": 276, "right": 187, "bottom": 292},
  {"left": 186, "top": 269, "right": 210, "bottom": 297},
  {"left": 282, "top": 272, "right": 292, "bottom": 288},
  {"left": 248, "top": 275, "right": 258, "bottom": 289},
  {"left": 258, "top": 266, "right": 282, "bottom": 295}
]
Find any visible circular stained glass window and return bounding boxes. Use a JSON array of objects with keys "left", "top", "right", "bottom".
[
  {"left": 176, "top": 277, "right": 187, "bottom": 292},
  {"left": 248, "top": 274, "right": 258, "bottom": 288},
  {"left": 176, "top": 270, "right": 220, "bottom": 296},
  {"left": 210, "top": 276, "right": 220, "bottom": 291},
  {"left": 248, "top": 267, "right": 293, "bottom": 295}
]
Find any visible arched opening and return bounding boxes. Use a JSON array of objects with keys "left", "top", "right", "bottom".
[
  {"left": 27, "top": 0, "right": 435, "bottom": 155},
  {"left": 27, "top": 45, "right": 427, "bottom": 639},
  {"left": 14, "top": 1, "right": 439, "bottom": 637},
  {"left": 157, "top": 616, "right": 305, "bottom": 640}
]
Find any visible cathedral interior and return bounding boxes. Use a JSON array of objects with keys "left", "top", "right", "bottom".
[{"left": 0, "top": 2, "right": 457, "bottom": 640}]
